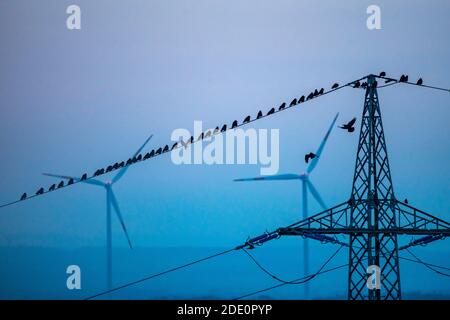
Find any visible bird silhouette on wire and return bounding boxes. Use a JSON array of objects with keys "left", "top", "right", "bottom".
[
  {"left": 257, "top": 111, "right": 263, "bottom": 119},
  {"left": 399, "top": 74, "right": 409, "bottom": 82},
  {"left": 340, "top": 118, "right": 357, "bottom": 133},
  {"left": 416, "top": 78, "right": 423, "bottom": 85},
  {"left": 304, "top": 152, "right": 317, "bottom": 164}
]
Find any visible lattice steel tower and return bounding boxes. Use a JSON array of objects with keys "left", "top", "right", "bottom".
[
  {"left": 273, "top": 74, "right": 450, "bottom": 300},
  {"left": 348, "top": 75, "right": 400, "bottom": 299}
]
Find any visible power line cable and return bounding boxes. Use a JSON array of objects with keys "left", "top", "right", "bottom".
[
  {"left": 85, "top": 247, "right": 238, "bottom": 300},
  {"left": 0, "top": 75, "right": 366, "bottom": 210},
  {"left": 242, "top": 245, "right": 343, "bottom": 285},
  {"left": 399, "top": 256, "right": 450, "bottom": 272},
  {"left": 404, "top": 248, "right": 450, "bottom": 277},
  {"left": 375, "top": 75, "right": 450, "bottom": 92},
  {"left": 234, "top": 245, "right": 344, "bottom": 299},
  {"left": 235, "top": 264, "right": 346, "bottom": 300}
]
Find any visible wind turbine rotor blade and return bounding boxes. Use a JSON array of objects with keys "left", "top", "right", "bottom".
[
  {"left": 306, "top": 180, "right": 327, "bottom": 210},
  {"left": 43, "top": 173, "right": 105, "bottom": 186},
  {"left": 108, "top": 189, "right": 133, "bottom": 249},
  {"left": 234, "top": 174, "right": 301, "bottom": 182},
  {"left": 132, "top": 134, "right": 154, "bottom": 159},
  {"left": 307, "top": 113, "right": 339, "bottom": 174},
  {"left": 112, "top": 134, "right": 154, "bottom": 184}
]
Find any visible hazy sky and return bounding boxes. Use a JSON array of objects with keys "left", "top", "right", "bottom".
[{"left": 0, "top": 0, "right": 449, "bottom": 298}]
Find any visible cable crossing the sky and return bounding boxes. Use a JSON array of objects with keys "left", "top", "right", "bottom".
[{"left": 2, "top": 72, "right": 447, "bottom": 210}]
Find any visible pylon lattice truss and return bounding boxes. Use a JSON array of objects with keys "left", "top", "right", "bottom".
[{"left": 267, "top": 74, "right": 450, "bottom": 300}]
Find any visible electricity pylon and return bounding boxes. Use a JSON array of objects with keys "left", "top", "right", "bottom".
[{"left": 274, "top": 74, "right": 450, "bottom": 300}]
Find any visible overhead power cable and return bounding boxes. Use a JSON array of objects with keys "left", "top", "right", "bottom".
[
  {"left": 85, "top": 247, "right": 238, "bottom": 300},
  {"left": 404, "top": 248, "right": 450, "bottom": 277},
  {"left": 242, "top": 245, "right": 344, "bottom": 285},
  {"left": 2, "top": 73, "right": 447, "bottom": 210},
  {"left": 235, "top": 248, "right": 346, "bottom": 300},
  {"left": 375, "top": 75, "right": 450, "bottom": 92},
  {"left": 0, "top": 75, "right": 366, "bottom": 210}
]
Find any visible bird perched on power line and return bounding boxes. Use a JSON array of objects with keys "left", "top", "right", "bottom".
[
  {"left": 232, "top": 120, "right": 238, "bottom": 129},
  {"left": 399, "top": 74, "right": 409, "bottom": 82},
  {"left": 416, "top": 78, "right": 423, "bottom": 85},
  {"left": 304, "top": 152, "right": 317, "bottom": 164},
  {"left": 298, "top": 95, "right": 305, "bottom": 103},
  {"left": 306, "top": 92, "right": 314, "bottom": 100},
  {"left": 288, "top": 99, "right": 296, "bottom": 108},
  {"left": 339, "top": 118, "right": 357, "bottom": 133},
  {"left": 243, "top": 115, "right": 251, "bottom": 123},
  {"left": 257, "top": 111, "right": 263, "bottom": 119},
  {"left": 332, "top": 83, "right": 339, "bottom": 89},
  {"left": 36, "top": 187, "right": 44, "bottom": 195},
  {"left": 49, "top": 184, "right": 56, "bottom": 191},
  {"left": 267, "top": 108, "right": 275, "bottom": 116},
  {"left": 57, "top": 181, "right": 64, "bottom": 188},
  {"left": 20, "top": 193, "right": 27, "bottom": 201},
  {"left": 318, "top": 88, "right": 324, "bottom": 95},
  {"left": 379, "top": 71, "right": 386, "bottom": 77},
  {"left": 353, "top": 81, "right": 361, "bottom": 88},
  {"left": 81, "top": 173, "right": 87, "bottom": 180},
  {"left": 313, "top": 89, "right": 319, "bottom": 96},
  {"left": 221, "top": 124, "right": 227, "bottom": 132},
  {"left": 404, "top": 198, "right": 409, "bottom": 204}
]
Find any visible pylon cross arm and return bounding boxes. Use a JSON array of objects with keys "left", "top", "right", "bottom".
[{"left": 277, "top": 199, "right": 450, "bottom": 237}]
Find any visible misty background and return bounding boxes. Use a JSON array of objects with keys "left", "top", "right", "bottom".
[{"left": 0, "top": 0, "right": 449, "bottom": 299}]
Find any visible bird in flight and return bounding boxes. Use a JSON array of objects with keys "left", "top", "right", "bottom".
[
  {"left": 304, "top": 152, "right": 317, "bottom": 164},
  {"left": 339, "top": 118, "right": 357, "bottom": 133}
]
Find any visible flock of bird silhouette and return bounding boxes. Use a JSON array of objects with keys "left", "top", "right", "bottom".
[{"left": 18, "top": 72, "right": 424, "bottom": 201}]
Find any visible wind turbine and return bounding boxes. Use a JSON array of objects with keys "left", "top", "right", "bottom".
[
  {"left": 43, "top": 134, "right": 153, "bottom": 292},
  {"left": 234, "top": 113, "right": 339, "bottom": 298}
]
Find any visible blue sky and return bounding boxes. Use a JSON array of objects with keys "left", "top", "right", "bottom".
[{"left": 0, "top": 0, "right": 449, "bottom": 298}]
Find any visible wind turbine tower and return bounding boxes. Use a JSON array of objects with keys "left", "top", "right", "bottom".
[
  {"left": 234, "top": 113, "right": 339, "bottom": 298},
  {"left": 44, "top": 135, "right": 153, "bottom": 292}
]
